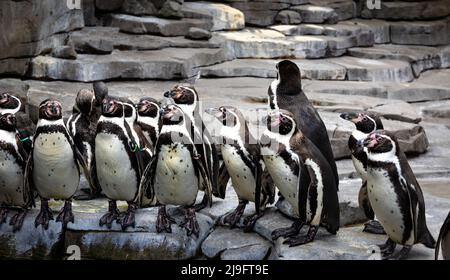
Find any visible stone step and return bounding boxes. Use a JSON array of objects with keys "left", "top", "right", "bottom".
[
  {"left": 227, "top": 1, "right": 292, "bottom": 27},
  {"left": 29, "top": 48, "right": 231, "bottom": 82},
  {"left": 390, "top": 18, "right": 450, "bottom": 46},
  {"left": 290, "top": 1, "right": 356, "bottom": 24},
  {"left": 361, "top": 0, "right": 450, "bottom": 21},
  {"left": 348, "top": 45, "right": 450, "bottom": 77},
  {"left": 102, "top": 13, "right": 212, "bottom": 36}
]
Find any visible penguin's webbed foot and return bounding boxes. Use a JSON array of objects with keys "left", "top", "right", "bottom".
[
  {"left": 9, "top": 209, "right": 27, "bottom": 232},
  {"left": 363, "top": 220, "right": 386, "bottom": 235},
  {"left": 283, "top": 225, "right": 318, "bottom": 247},
  {"left": 180, "top": 208, "right": 200, "bottom": 238},
  {"left": 385, "top": 245, "right": 412, "bottom": 260},
  {"left": 222, "top": 201, "right": 247, "bottom": 228},
  {"left": 56, "top": 201, "right": 74, "bottom": 227},
  {"left": 0, "top": 207, "right": 8, "bottom": 224},
  {"left": 118, "top": 203, "right": 137, "bottom": 230},
  {"left": 378, "top": 238, "right": 396, "bottom": 258},
  {"left": 35, "top": 200, "right": 54, "bottom": 230},
  {"left": 243, "top": 212, "right": 264, "bottom": 233},
  {"left": 99, "top": 200, "right": 120, "bottom": 228},
  {"left": 272, "top": 220, "right": 304, "bottom": 240},
  {"left": 156, "top": 206, "right": 176, "bottom": 234}
]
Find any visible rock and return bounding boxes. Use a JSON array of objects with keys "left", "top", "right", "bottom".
[
  {"left": 30, "top": 47, "right": 231, "bottom": 82},
  {"left": 201, "top": 227, "right": 272, "bottom": 260},
  {"left": 0, "top": 0, "right": 83, "bottom": 60},
  {"left": 182, "top": 2, "right": 245, "bottom": 31},
  {"left": 390, "top": 19, "right": 450, "bottom": 46},
  {"left": 422, "top": 101, "right": 450, "bottom": 119},
  {"left": 186, "top": 27, "right": 212, "bottom": 40},
  {"left": 82, "top": 0, "right": 97, "bottom": 26},
  {"left": 51, "top": 46, "right": 77, "bottom": 60},
  {"left": 361, "top": 0, "right": 450, "bottom": 21},
  {"left": 275, "top": 10, "right": 302, "bottom": 25},
  {"left": 229, "top": 1, "right": 290, "bottom": 26},
  {"left": 326, "top": 56, "right": 415, "bottom": 82},
  {"left": 65, "top": 207, "right": 213, "bottom": 260},
  {"left": 289, "top": 35, "right": 357, "bottom": 58},
  {"left": 348, "top": 45, "right": 443, "bottom": 77},
  {"left": 328, "top": 0, "right": 356, "bottom": 21},
  {"left": 367, "top": 102, "right": 422, "bottom": 124},
  {"left": 343, "top": 19, "right": 390, "bottom": 44},
  {"left": 159, "top": 0, "right": 184, "bottom": 19},
  {"left": 121, "top": 0, "right": 158, "bottom": 15},
  {"left": 95, "top": 0, "right": 124, "bottom": 11},
  {"left": 104, "top": 14, "right": 212, "bottom": 36},
  {"left": 290, "top": 5, "right": 339, "bottom": 24},
  {"left": 303, "top": 80, "right": 388, "bottom": 99},
  {"left": 0, "top": 208, "right": 65, "bottom": 259},
  {"left": 0, "top": 58, "right": 31, "bottom": 76}
]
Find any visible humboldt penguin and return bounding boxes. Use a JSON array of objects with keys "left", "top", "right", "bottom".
[
  {"left": 140, "top": 104, "right": 212, "bottom": 237},
  {"left": 261, "top": 110, "right": 339, "bottom": 246},
  {"left": 361, "top": 131, "right": 436, "bottom": 259},
  {"left": 206, "top": 106, "right": 275, "bottom": 231},
  {"left": 136, "top": 97, "right": 161, "bottom": 150},
  {"left": 95, "top": 96, "right": 142, "bottom": 230},
  {"left": 268, "top": 60, "right": 339, "bottom": 190},
  {"left": 92, "top": 81, "right": 109, "bottom": 122},
  {"left": 0, "top": 92, "right": 33, "bottom": 154},
  {"left": 436, "top": 211, "right": 450, "bottom": 260},
  {"left": 27, "top": 99, "right": 87, "bottom": 229},
  {"left": 67, "top": 89, "right": 99, "bottom": 198},
  {"left": 164, "top": 85, "right": 220, "bottom": 207},
  {"left": 340, "top": 112, "right": 385, "bottom": 235},
  {"left": 0, "top": 113, "right": 33, "bottom": 231}
]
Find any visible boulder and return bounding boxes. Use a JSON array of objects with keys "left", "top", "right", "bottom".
[
  {"left": 182, "top": 2, "right": 245, "bottom": 31},
  {"left": 343, "top": 19, "right": 390, "bottom": 44},
  {"left": 120, "top": 0, "right": 159, "bottom": 15},
  {"left": 229, "top": 1, "right": 290, "bottom": 27},
  {"left": 390, "top": 19, "right": 450, "bottom": 46},
  {"left": 159, "top": 0, "right": 184, "bottom": 19},
  {"left": 290, "top": 5, "right": 339, "bottom": 24},
  {"left": 275, "top": 10, "right": 302, "bottom": 25},
  {"left": 51, "top": 46, "right": 78, "bottom": 60},
  {"left": 186, "top": 27, "right": 212, "bottom": 40},
  {"left": 0, "top": 58, "right": 31, "bottom": 76}
]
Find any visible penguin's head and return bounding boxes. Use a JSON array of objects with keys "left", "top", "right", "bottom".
[
  {"left": 75, "top": 89, "right": 95, "bottom": 116},
  {"left": 137, "top": 97, "right": 160, "bottom": 119},
  {"left": 39, "top": 99, "right": 62, "bottom": 120},
  {"left": 340, "top": 112, "right": 383, "bottom": 133},
  {"left": 363, "top": 132, "right": 397, "bottom": 156},
  {"left": 0, "top": 92, "right": 21, "bottom": 113},
  {"left": 276, "top": 60, "right": 301, "bottom": 85},
  {"left": 267, "top": 110, "right": 296, "bottom": 136},
  {"left": 101, "top": 96, "right": 124, "bottom": 118},
  {"left": 161, "top": 104, "right": 185, "bottom": 125},
  {"left": 0, "top": 113, "right": 17, "bottom": 132},
  {"left": 93, "top": 81, "right": 108, "bottom": 106},
  {"left": 122, "top": 99, "right": 137, "bottom": 121},
  {"left": 205, "top": 106, "right": 242, "bottom": 128},
  {"left": 164, "top": 85, "right": 198, "bottom": 107}
]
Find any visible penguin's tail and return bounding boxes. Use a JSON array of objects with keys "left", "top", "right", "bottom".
[{"left": 420, "top": 228, "right": 437, "bottom": 249}]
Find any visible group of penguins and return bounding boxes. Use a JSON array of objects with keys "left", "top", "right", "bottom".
[{"left": 0, "top": 60, "right": 449, "bottom": 260}]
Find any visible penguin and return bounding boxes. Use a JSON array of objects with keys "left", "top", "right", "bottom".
[
  {"left": 67, "top": 89, "right": 99, "bottom": 198},
  {"left": 0, "top": 113, "right": 33, "bottom": 231},
  {"left": 340, "top": 112, "right": 385, "bottom": 235},
  {"left": 164, "top": 85, "right": 220, "bottom": 208},
  {"left": 140, "top": 104, "right": 212, "bottom": 237},
  {"left": 205, "top": 106, "right": 275, "bottom": 231},
  {"left": 122, "top": 99, "right": 153, "bottom": 159},
  {"left": 26, "top": 99, "right": 87, "bottom": 229},
  {"left": 136, "top": 97, "right": 161, "bottom": 150},
  {"left": 0, "top": 92, "right": 33, "bottom": 154},
  {"left": 436, "top": 211, "right": 450, "bottom": 260},
  {"left": 92, "top": 81, "right": 109, "bottom": 122},
  {"left": 268, "top": 60, "right": 339, "bottom": 190},
  {"left": 261, "top": 110, "right": 339, "bottom": 246},
  {"left": 361, "top": 131, "right": 436, "bottom": 259},
  {"left": 95, "top": 96, "right": 143, "bottom": 230}
]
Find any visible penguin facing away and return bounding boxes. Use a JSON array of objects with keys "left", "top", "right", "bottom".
[
  {"left": 136, "top": 97, "right": 161, "bottom": 151},
  {"left": 268, "top": 60, "right": 339, "bottom": 190},
  {"left": 205, "top": 106, "right": 275, "bottom": 232},
  {"left": 340, "top": 112, "right": 385, "bottom": 235},
  {"left": 95, "top": 96, "right": 143, "bottom": 230},
  {"left": 261, "top": 110, "right": 339, "bottom": 246},
  {"left": 140, "top": 104, "right": 212, "bottom": 237},
  {"left": 436, "top": 211, "right": 450, "bottom": 260},
  {"left": 361, "top": 131, "right": 436, "bottom": 259},
  {"left": 0, "top": 113, "right": 33, "bottom": 231},
  {"left": 26, "top": 99, "right": 88, "bottom": 229},
  {"left": 164, "top": 85, "right": 220, "bottom": 208}
]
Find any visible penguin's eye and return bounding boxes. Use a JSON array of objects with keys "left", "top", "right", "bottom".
[
  {"left": 376, "top": 136, "right": 382, "bottom": 141},
  {"left": 362, "top": 117, "right": 368, "bottom": 121}
]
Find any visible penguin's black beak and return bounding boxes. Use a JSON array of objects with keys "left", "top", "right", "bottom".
[
  {"left": 340, "top": 112, "right": 357, "bottom": 121},
  {"left": 163, "top": 91, "right": 170, "bottom": 98}
]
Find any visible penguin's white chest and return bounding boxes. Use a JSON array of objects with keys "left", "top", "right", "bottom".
[
  {"left": 367, "top": 168, "right": 414, "bottom": 245},
  {"left": 351, "top": 155, "right": 367, "bottom": 180},
  {"left": 0, "top": 149, "right": 25, "bottom": 206},
  {"left": 221, "top": 145, "right": 258, "bottom": 202},
  {"left": 154, "top": 143, "right": 198, "bottom": 206},
  {"left": 95, "top": 133, "right": 138, "bottom": 202},
  {"left": 262, "top": 148, "right": 299, "bottom": 214},
  {"left": 33, "top": 132, "right": 79, "bottom": 200}
]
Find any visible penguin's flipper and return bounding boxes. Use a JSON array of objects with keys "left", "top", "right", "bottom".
[
  {"left": 304, "top": 164, "right": 323, "bottom": 225},
  {"left": 216, "top": 162, "right": 229, "bottom": 199},
  {"left": 193, "top": 152, "right": 213, "bottom": 208},
  {"left": 72, "top": 142, "right": 96, "bottom": 194},
  {"left": 140, "top": 156, "right": 158, "bottom": 201},
  {"left": 23, "top": 151, "right": 36, "bottom": 206},
  {"left": 254, "top": 158, "right": 262, "bottom": 214},
  {"left": 358, "top": 181, "right": 375, "bottom": 220},
  {"left": 435, "top": 211, "right": 450, "bottom": 259},
  {"left": 262, "top": 167, "right": 276, "bottom": 205}
]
